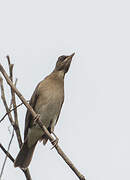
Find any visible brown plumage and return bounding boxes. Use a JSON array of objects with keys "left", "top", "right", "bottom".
[{"left": 14, "top": 53, "right": 75, "bottom": 169}]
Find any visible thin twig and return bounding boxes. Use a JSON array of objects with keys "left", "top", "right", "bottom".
[
  {"left": 0, "top": 143, "right": 32, "bottom": 180},
  {"left": 6, "top": 56, "right": 32, "bottom": 179},
  {"left": 0, "top": 65, "right": 18, "bottom": 179},
  {"left": 0, "top": 129, "right": 14, "bottom": 179},
  {"left": 0, "top": 76, "right": 15, "bottom": 126},
  {"left": 7, "top": 56, "right": 22, "bottom": 148},
  {"left": 0, "top": 143, "right": 14, "bottom": 162},
  {"left": 6, "top": 55, "right": 11, "bottom": 67},
  {"left": 0, "top": 72, "right": 31, "bottom": 179},
  {"left": 0, "top": 63, "right": 86, "bottom": 180},
  {"left": 0, "top": 76, "right": 22, "bottom": 146},
  {"left": 0, "top": 102, "right": 27, "bottom": 123}
]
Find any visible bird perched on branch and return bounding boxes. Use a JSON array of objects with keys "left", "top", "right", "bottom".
[{"left": 14, "top": 53, "right": 75, "bottom": 169}]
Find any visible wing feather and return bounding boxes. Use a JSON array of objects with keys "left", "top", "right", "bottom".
[{"left": 24, "top": 83, "right": 40, "bottom": 140}]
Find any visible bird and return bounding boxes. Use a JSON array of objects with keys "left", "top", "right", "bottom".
[{"left": 14, "top": 53, "right": 75, "bottom": 169}]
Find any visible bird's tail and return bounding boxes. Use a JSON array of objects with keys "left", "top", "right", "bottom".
[{"left": 14, "top": 139, "right": 37, "bottom": 169}]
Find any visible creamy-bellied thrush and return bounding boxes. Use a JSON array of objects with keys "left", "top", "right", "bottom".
[{"left": 14, "top": 53, "right": 75, "bottom": 168}]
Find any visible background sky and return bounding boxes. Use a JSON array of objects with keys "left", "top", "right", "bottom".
[{"left": 0, "top": 0, "right": 130, "bottom": 180}]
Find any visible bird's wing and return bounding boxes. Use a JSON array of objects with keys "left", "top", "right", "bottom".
[
  {"left": 24, "top": 83, "right": 40, "bottom": 140},
  {"left": 55, "top": 99, "right": 64, "bottom": 125}
]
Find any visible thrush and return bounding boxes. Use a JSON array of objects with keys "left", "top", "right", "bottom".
[{"left": 14, "top": 53, "right": 75, "bottom": 169}]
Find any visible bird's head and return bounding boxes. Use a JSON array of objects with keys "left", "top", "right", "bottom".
[{"left": 55, "top": 53, "right": 75, "bottom": 74}]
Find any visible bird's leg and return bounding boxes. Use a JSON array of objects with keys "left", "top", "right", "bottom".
[
  {"left": 51, "top": 132, "right": 59, "bottom": 150},
  {"left": 33, "top": 114, "right": 40, "bottom": 125}
]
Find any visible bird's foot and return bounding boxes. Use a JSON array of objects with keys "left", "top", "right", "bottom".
[
  {"left": 50, "top": 132, "right": 59, "bottom": 150},
  {"left": 33, "top": 114, "right": 40, "bottom": 125},
  {"left": 21, "top": 167, "right": 27, "bottom": 171}
]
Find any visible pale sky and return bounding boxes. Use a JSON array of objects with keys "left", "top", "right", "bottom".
[{"left": 0, "top": 0, "right": 130, "bottom": 180}]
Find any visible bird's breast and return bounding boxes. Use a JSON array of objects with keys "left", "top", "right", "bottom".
[{"left": 35, "top": 80, "right": 64, "bottom": 126}]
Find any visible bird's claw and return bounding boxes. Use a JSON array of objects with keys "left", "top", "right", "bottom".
[
  {"left": 50, "top": 132, "right": 59, "bottom": 150},
  {"left": 51, "top": 138, "right": 59, "bottom": 150}
]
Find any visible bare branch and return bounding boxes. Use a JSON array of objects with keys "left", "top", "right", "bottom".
[
  {"left": 0, "top": 68, "right": 31, "bottom": 179},
  {"left": 36, "top": 117, "right": 86, "bottom": 180},
  {"left": 6, "top": 56, "right": 22, "bottom": 148},
  {"left": 0, "top": 129, "right": 14, "bottom": 179},
  {"left": 0, "top": 102, "right": 26, "bottom": 123},
  {"left": 0, "top": 76, "right": 22, "bottom": 148},
  {"left": 0, "top": 143, "right": 32, "bottom": 180},
  {"left": 0, "top": 143, "right": 14, "bottom": 162},
  {"left": 0, "top": 76, "right": 15, "bottom": 126},
  {"left": 6, "top": 55, "right": 11, "bottom": 67},
  {"left": 0, "top": 63, "right": 86, "bottom": 180}
]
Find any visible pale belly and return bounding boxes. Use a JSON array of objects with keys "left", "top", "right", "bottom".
[{"left": 27, "top": 96, "right": 63, "bottom": 147}]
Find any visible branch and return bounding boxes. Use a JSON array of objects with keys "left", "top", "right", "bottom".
[
  {"left": 0, "top": 76, "right": 22, "bottom": 148},
  {"left": 0, "top": 76, "right": 15, "bottom": 126},
  {"left": 0, "top": 63, "right": 86, "bottom": 180},
  {"left": 0, "top": 64, "right": 32, "bottom": 180},
  {"left": 0, "top": 143, "right": 14, "bottom": 162},
  {"left": 0, "top": 143, "right": 32, "bottom": 180},
  {"left": 0, "top": 102, "right": 26, "bottom": 123},
  {"left": 0, "top": 129, "right": 14, "bottom": 179},
  {"left": 37, "top": 118, "right": 86, "bottom": 180},
  {"left": 7, "top": 56, "right": 22, "bottom": 148}
]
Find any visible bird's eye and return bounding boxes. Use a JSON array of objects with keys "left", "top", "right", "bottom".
[{"left": 58, "top": 56, "right": 67, "bottom": 62}]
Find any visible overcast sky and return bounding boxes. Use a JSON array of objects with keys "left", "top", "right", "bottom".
[{"left": 0, "top": 0, "right": 130, "bottom": 180}]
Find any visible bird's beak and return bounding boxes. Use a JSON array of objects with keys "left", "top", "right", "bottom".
[
  {"left": 69, "top": 53, "right": 75, "bottom": 58},
  {"left": 64, "top": 53, "right": 75, "bottom": 63},
  {"left": 63, "top": 53, "right": 75, "bottom": 73}
]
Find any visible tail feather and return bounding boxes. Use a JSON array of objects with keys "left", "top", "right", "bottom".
[{"left": 14, "top": 140, "right": 37, "bottom": 169}]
